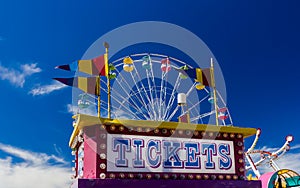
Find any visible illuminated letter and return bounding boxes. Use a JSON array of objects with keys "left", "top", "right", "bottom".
[
  {"left": 133, "top": 139, "right": 145, "bottom": 168},
  {"left": 184, "top": 142, "right": 200, "bottom": 168},
  {"left": 163, "top": 141, "right": 183, "bottom": 168},
  {"left": 147, "top": 140, "right": 161, "bottom": 168},
  {"left": 113, "top": 138, "right": 131, "bottom": 167},
  {"left": 218, "top": 143, "right": 232, "bottom": 170},
  {"left": 202, "top": 143, "right": 216, "bottom": 169}
]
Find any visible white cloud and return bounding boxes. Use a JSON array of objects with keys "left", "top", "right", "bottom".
[
  {"left": 0, "top": 143, "right": 71, "bottom": 188},
  {"left": 21, "top": 64, "right": 42, "bottom": 75},
  {"left": 29, "top": 81, "right": 67, "bottom": 96},
  {"left": 67, "top": 104, "right": 97, "bottom": 116},
  {"left": 112, "top": 109, "right": 133, "bottom": 120},
  {"left": 0, "top": 63, "right": 42, "bottom": 87},
  {"left": 67, "top": 104, "right": 134, "bottom": 119},
  {"left": 67, "top": 104, "right": 78, "bottom": 114}
]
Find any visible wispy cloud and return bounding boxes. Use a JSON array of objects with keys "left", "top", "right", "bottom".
[
  {"left": 0, "top": 36, "right": 4, "bottom": 41},
  {"left": 113, "top": 109, "right": 133, "bottom": 120},
  {"left": 67, "top": 104, "right": 77, "bottom": 114},
  {"left": 0, "top": 143, "right": 71, "bottom": 188},
  {"left": 53, "top": 144, "right": 63, "bottom": 157},
  {"left": 29, "top": 81, "right": 67, "bottom": 96},
  {"left": 66, "top": 104, "right": 133, "bottom": 119},
  {"left": 0, "top": 63, "right": 42, "bottom": 87},
  {"left": 67, "top": 104, "right": 97, "bottom": 116},
  {"left": 0, "top": 143, "right": 68, "bottom": 166}
]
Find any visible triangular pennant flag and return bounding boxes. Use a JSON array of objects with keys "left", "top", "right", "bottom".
[
  {"left": 175, "top": 67, "right": 212, "bottom": 86},
  {"left": 53, "top": 77, "right": 100, "bottom": 96},
  {"left": 55, "top": 54, "right": 108, "bottom": 76},
  {"left": 55, "top": 61, "right": 78, "bottom": 71}
]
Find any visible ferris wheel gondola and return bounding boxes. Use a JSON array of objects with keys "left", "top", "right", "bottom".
[{"left": 77, "top": 94, "right": 90, "bottom": 109}]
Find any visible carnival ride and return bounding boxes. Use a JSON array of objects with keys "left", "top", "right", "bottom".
[
  {"left": 54, "top": 43, "right": 299, "bottom": 188},
  {"left": 245, "top": 129, "right": 300, "bottom": 187}
]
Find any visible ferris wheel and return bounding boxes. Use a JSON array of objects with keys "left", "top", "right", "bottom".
[{"left": 76, "top": 53, "right": 232, "bottom": 126}]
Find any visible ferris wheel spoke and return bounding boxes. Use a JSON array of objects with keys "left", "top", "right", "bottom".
[
  {"left": 186, "top": 98, "right": 201, "bottom": 121},
  {"left": 148, "top": 56, "right": 159, "bottom": 95},
  {"left": 186, "top": 94, "right": 210, "bottom": 114},
  {"left": 83, "top": 99, "right": 96, "bottom": 106},
  {"left": 110, "top": 87, "right": 150, "bottom": 120},
  {"left": 112, "top": 70, "right": 151, "bottom": 117},
  {"left": 112, "top": 109, "right": 137, "bottom": 120},
  {"left": 166, "top": 105, "right": 179, "bottom": 121},
  {"left": 132, "top": 62, "right": 157, "bottom": 119},
  {"left": 175, "top": 97, "right": 202, "bottom": 124},
  {"left": 163, "top": 74, "right": 181, "bottom": 120},
  {"left": 158, "top": 71, "right": 168, "bottom": 120},
  {"left": 163, "top": 94, "right": 175, "bottom": 120},
  {"left": 101, "top": 100, "right": 137, "bottom": 120},
  {"left": 100, "top": 100, "right": 117, "bottom": 117},
  {"left": 191, "top": 87, "right": 211, "bottom": 124},
  {"left": 149, "top": 56, "right": 160, "bottom": 107},
  {"left": 79, "top": 93, "right": 97, "bottom": 105},
  {"left": 101, "top": 78, "right": 149, "bottom": 120},
  {"left": 158, "top": 72, "right": 164, "bottom": 120},
  {"left": 186, "top": 82, "right": 198, "bottom": 97},
  {"left": 189, "top": 109, "right": 200, "bottom": 124},
  {"left": 114, "top": 68, "right": 144, "bottom": 102},
  {"left": 145, "top": 69, "right": 158, "bottom": 120},
  {"left": 129, "top": 72, "right": 153, "bottom": 119},
  {"left": 162, "top": 71, "right": 170, "bottom": 118},
  {"left": 112, "top": 95, "right": 147, "bottom": 120},
  {"left": 190, "top": 111, "right": 215, "bottom": 122},
  {"left": 100, "top": 78, "right": 109, "bottom": 92},
  {"left": 130, "top": 72, "right": 154, "bottom": 120}
]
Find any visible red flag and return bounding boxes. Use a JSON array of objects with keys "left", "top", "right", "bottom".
[
  {"left": 92, "top": 55, "right": 108, "bottom": 76},
  {"left": 179, "top": 113, "right": 190, "bottom": 123}
]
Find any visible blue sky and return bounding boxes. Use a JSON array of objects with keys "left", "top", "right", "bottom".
[{"left": 0, "top": 0, "right": 300, "bottom": 186}]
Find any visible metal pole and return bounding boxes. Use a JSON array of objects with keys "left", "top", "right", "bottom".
[
  {"left": 104, "top": 42, "right": 111, "bottom": 119},
  {"left": 210, "top": 58, "right": 219, "bottom": 126},
  {"left": 97, "top": 76, "right": 100, "bottom": 117}
]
